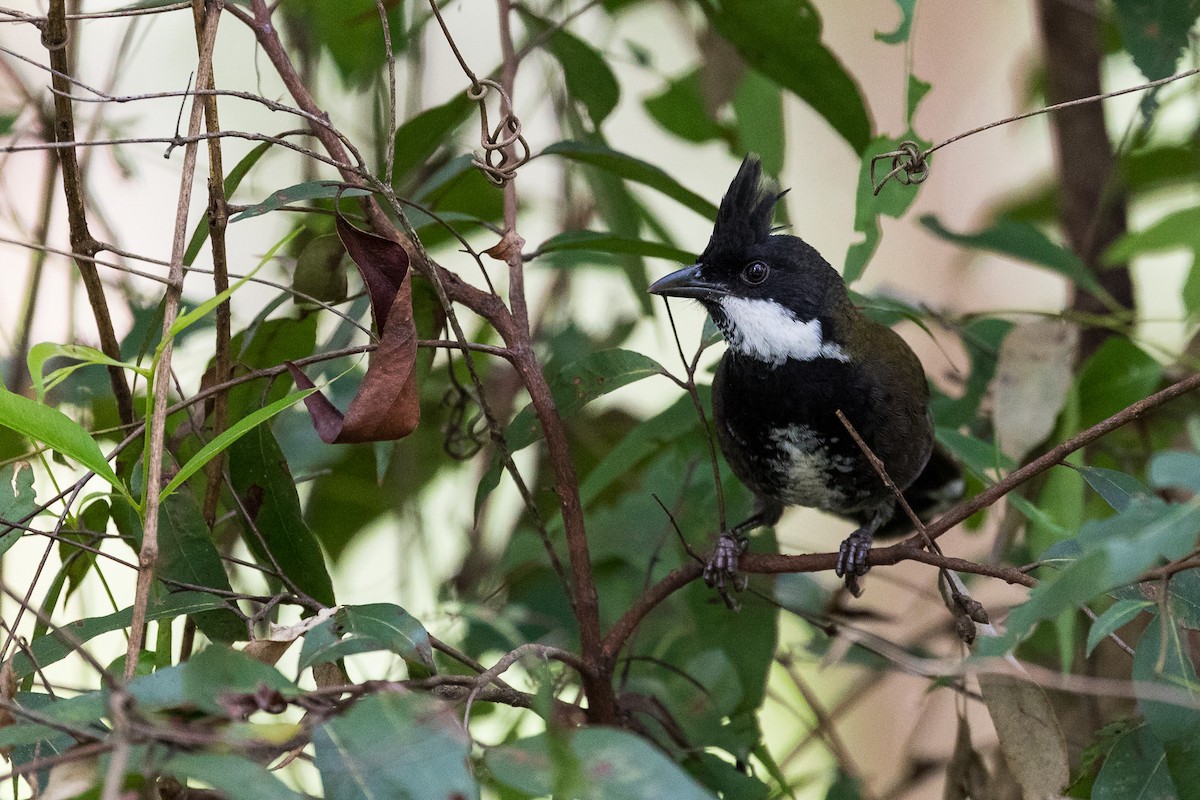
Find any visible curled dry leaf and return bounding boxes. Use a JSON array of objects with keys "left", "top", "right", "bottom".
[
  {"left": 241, "top": 606, "right": 339, "bottom": 666},
  {"left": 991, "top": 320, "right": 1079, "bottom": 462},
  {"left": 484, "top": 229, "right": 525, "bottom": 263},
  {"left": 290, "top": 214, "right": 420, "bottom": 443}
]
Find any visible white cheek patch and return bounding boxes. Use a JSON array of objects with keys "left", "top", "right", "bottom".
[{"left": 718, "top": 296, "right": 849, "bottom": 366}]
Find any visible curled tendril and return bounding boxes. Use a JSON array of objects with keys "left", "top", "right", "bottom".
[
  {"left": 442, "top": 369, "right": 488, "bottom": 460},
  {"left": 869, "top": 140, "right": 929, "bottom": 195},
  {"left": 466, "top": 79, "right": 531, "bottom": 187}
]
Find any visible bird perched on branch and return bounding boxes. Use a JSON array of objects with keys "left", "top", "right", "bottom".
[{"left": 649, "top": 156, "right": 961, "bottom": 597}]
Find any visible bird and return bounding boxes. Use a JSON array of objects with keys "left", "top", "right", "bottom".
[{"left": 648, "top": 155, "right": 961, "bottom": 597}]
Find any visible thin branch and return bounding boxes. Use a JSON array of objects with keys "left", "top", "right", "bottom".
[
  {"left": 125, "top": 0, "right": 223, "bottom": 681},
  {"left": 43, "top": 0, "right": 134, "bottom": 424}
]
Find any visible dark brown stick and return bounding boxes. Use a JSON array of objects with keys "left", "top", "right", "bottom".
[{"left": 44, "top": 0, "right": 134, "bottom": 424}]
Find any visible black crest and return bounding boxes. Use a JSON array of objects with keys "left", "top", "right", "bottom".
[{"left": 704, "top": 155, "right": 782, "bottom": 261}]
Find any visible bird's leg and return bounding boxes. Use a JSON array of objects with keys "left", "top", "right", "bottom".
[
  {"left": 704, "top": 497, "right": 783, "bottom": 597},
  {"left": 835, "top": 500, "right": 895, "bottom": 597}
]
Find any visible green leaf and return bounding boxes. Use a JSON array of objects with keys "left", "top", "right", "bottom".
[
  {"left": 876, "top": 0, "right": 916, "bottom": 44},
  {"left": 163, "top": 753, "right": 303, "bottom": 800},
  {"left": 228, "top": 424, "right": 336, "bottom": 608},
  {"left": 185, "top": 141, "right": 272, "bottom": 265},
  {"left": 702, "top": 0, "right": 871, "bottom": 153},
  {"left": 12, "top": 591, "right": 228, "bottom": 678},
  {"left": 0, "top": 461, "right": 36, "bottom": 556},
  {"left": 981, "top": 499, "right": 1200, "bottom": 654},
  {"left": 907, "top": 74, "right": 932, "bottom": 125},
  {"left": 1092, "top": 723, "right": 1177, "bottom": 800},
  {"left": 227, "top": 315, "right": 320, "bottom": 416},
  {"left": 1105, "top": 206, "right": 1200, "bottom": 263},
  {"left": 935, "top": 427, "right": 1014, "bottom": 477},
  {"left": 1076, "top": 337, "right": 1162, "bottom": 428},
  {"left": 285, "top": 0, "right": 405, "bottom": 88},
  {"left": 2, "top": 693, "right": 75, "bottom": 792},
  {"left": 506, "top": 349, "right": 664, "bottom": 452},
  {"left": 1087, "top": 599, "right": 1153, "bottom": 656},
  {"left": 313, "top": 692, "right": 478, "bottom": 800},
  {"left": 130, "top": 644, "right": 297, "bottom": 714},
  {"left": 1132, "top": 616, "right": 1200, "bottom": 792},
  {"left": 543, "top": 140, "right": 718, "bottom": 218},
  {"left": 1076, "top": 465, "right": 1156, "bottom": 512},
  {"left": 229, "top": 182, "right": 371, "bottom": 222},
  {"left": 644, "top": 69, "right": 730, "bottom": 144},
  {"left": 578, "top": 392, "right": 701, "bottom": 509},
  {"left": 27, "top": 342, "right": 149, "bottom": 402},
  {"left": 297, "top": 603, "right": 434, "bottom": 677},
  {"left": 391, "top": 92, "right": 476, "bottom": 186},
  {"left": 0, "top": 388, "right": 126, "bottom": 499},
  {"left": 536, "top": 230, "right": 696, "bottom": 264},
  {"left": 1113, "top": 0, "right": 1200, "bottom": 82},
  {"left": 844, "top": 134, "right": 928, "bottom": 283},
  {"left": 487, "top": 727, "right": 716, "bottom": 799},
  {"left": 732, "top": 70, "right": 785, "bottom": 177},
  {"left": 521, "top": 9, "right": 619, "bottom": 127},
  {"left": 140, "top": 490, "right": 246, "bottom": 642},
  {"left": 1166, "top": 570, "right": 1200, "bottom": 630},
  {"left": 920, "top": 215, "right": 1101, "bottom": 293},
  {"left": 160, "top": 388, "right": 314, "bottom": 500},
  {"left": 293, "top": 235, "right": 349, "bottom": 307},
  {"left": 1150, "top": 450, "right": 1200, "bottom": 494}
]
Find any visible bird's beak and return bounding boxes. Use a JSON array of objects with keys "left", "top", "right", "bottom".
[{"left": 648, "top": 264, "right": 727, "bottom": 301}]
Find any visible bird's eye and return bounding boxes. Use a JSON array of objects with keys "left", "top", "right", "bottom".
[{"left": 741, "top": 261, "right": 769, "bottom": 285}]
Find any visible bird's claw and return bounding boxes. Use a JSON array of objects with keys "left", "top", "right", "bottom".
[
  {"left": 835, "top": 530, "right": 873, "bottom": 598},
  {"left": 704, "top": 532, "right": 749, "bottom": 604}
]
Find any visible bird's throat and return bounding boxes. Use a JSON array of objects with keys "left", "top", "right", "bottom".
[{"left": 715, "top": 296, "right": 849, "bottom": 366}]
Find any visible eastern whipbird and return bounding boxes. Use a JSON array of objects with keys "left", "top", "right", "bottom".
[{"left": 649, "top": 156, "right": 961, "bottom": 597}]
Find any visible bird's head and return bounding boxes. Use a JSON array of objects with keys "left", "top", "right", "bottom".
[{"left": 649, "top": 156, "right": 852, "bottom": 367}]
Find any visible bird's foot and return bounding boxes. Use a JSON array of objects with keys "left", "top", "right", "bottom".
[
  {"left": 704, "top": 531, "right": 748, "bottom": 607},
  {"left": 835, "top": 529, "right": 873, "bottom": 598}
]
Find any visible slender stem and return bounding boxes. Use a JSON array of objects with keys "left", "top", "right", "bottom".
[
  {"left": 44, "top": 0, "right": 134, "bottom": 424},
  {"left": 191, "top": 0, "right": 233, "bottom": 527},
  {"left": 492, "top": 0, "right": 614, "bottom": 723},
  {"left": 124, "top": 0, "right": 223, "bottom": 680}
]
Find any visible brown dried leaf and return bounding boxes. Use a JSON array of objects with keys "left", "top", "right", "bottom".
[
  {"left": 313, "top": 661, "right": 347, "bottom": 690},
  {"left": 484, "top": 229, "right": 524, "bottom": 263},
  {"left": 991, "top": 320, "right": 1078, "bottom": 461},
  {"left": 241, "top": 638, "right": 295, "bottom": 667},
  {"left": 291, "top": 214, "right": 420, "bottom": 443},
  {"left": 979, "top": 673, "right": 1070, "bottom": 799}
]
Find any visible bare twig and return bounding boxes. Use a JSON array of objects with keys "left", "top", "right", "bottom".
[
  {"left": 124, "top": 0, "right": 223, "bottom": 681},
  {"left": 43, "top": 0, "right": 134, "bottom": 424}
]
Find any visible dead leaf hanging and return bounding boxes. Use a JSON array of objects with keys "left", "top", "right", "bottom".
[{"left": 288, "top": 212, "right": 420, "bottom": 443}]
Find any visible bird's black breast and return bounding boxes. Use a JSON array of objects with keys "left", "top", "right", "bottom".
[{"left": 712, "top": 352, "right": 933, "bottom": 518}]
